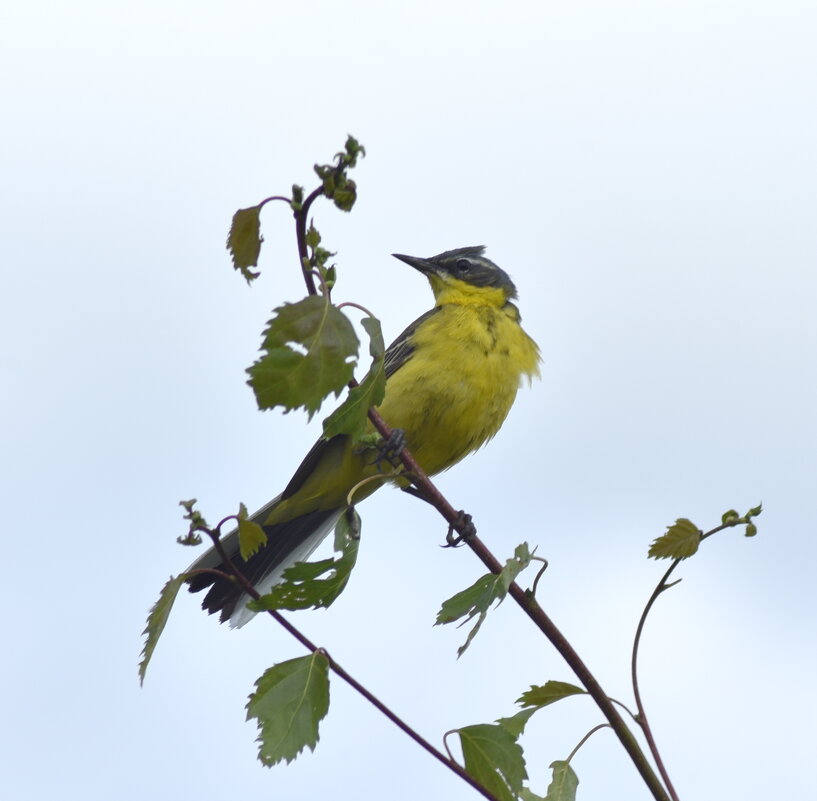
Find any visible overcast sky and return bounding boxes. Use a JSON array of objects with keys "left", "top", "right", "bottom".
[{"left": 2, "top": 1, "right": 816, "bottom": 799}]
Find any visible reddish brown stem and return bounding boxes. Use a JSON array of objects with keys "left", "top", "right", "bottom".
[{"left": 364, "top": 408, "right": 672, "bottom": 801}]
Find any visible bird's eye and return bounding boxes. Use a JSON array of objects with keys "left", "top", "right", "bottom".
[{"left": 456, "top": 259, "right": 471, "bottom": 273}]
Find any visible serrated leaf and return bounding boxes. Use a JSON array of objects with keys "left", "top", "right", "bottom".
[
  {"left": 246, "top": 652, "right": 330, "bottom": 766},
  {"left": 458, "top": 724, "right": 527, "bottom": 801},
  {"left": 436, "top": 543, "right": 532, "bottom": 657},
  {"left": 323, "top": 316, "right": 386, "bottom": 441},
  {"left": 544, "top": 761, "right": 579, "bottom": 801},
  {"left": 747, "top": 502, "right": 763, "bottom": 517},
  {"left": 249, "top": 511, "right": 360, "bottom": 612},
  {"left": 138, "top": 575, "right": 185, "bottom": 686},
  {"left": 496, "top": 707, "right": 538, "bottom": 739},
  {"left": 238, "top": 502, "right": 267, "bottom": 561},
  {"left": 648, "top": 518, "right": 701, "bottom": 560},
  {"left": 247, "top": 295, "right": 359, "bottom": 418},
  {"left": 437, "top": 574, "right": 497, "bottom": 625},
  {"left": 227, "top": 205, "right": 263, "bottom": 282},
  {"left": 517, "top": 680, "right": 586, "bottom": 709}
]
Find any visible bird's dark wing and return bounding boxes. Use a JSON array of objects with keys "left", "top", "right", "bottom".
[
  {"left": 383, "top": 306, "right": 439, "bottom": 378},
  {"left": 280, "top": 306, "right": 440, "bottom": 499}
]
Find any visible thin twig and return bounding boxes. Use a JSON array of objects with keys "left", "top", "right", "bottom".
[
  {"left": 630, "top": 520, "right": 742, "bottom": 801},
  {"left": 565, "top": 723, "right": 612, "bottom": 764},
  {"left": 442, "top": 730, "right": 458, "bottom": 763},
  {"left": 529, "top": 557, "right": 549, "bottom": 598},
  {"left": 608, "top": 696, "right": 641, "bottom": 725},
  {"left": 337, "top": 300, "right": 378, "bottom": 318},
  {"left": 258, "top": 195, "right": 292, "bottom": 209},
  {"left": 631, "top": 559, "right": 682, "bottom": 801}
]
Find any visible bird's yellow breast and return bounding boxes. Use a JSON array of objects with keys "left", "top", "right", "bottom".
[{"left": 376, "top": 300, "right": 540, "bottom": 476}]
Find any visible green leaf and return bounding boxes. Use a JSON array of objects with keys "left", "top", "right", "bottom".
[
  {"left": 340, "top": 134, "right": 365, "bottom": 167},
  {"left": 177, "top": 498, "right": 205, "bottom": 545},
  {"left": 437, "top": 574, "right": 497, "bottom": 624},
  {"left": 332, "top": 178, "right": 357, "bottom": 211},
  {"left": 138, "top": 575, "right": 185, "bottom": 686},
  {"left": 227, "top": 205, "right": 263, "bottom": 283},
  {"left": 504, "top": 542, "right": 533, "bottom": 583},
  {"left": 458, "top": 724, "right": 527, "bottom": 801},
  {"left": 246, "top": 652, "right": 330, "bottom": 766},
  {"left": 315, "top": 163, "right": 336, "bottom": 196},
  {"left": 747, "top": 502, "right": 763, "bottom": 518},
  {"left": 497, "top": 681, "right": 585, "bottom": 738},
  {"left": 436, "top": 543, "right": 532, "bottom": 657},
  {"left": 323, "top": 316, "right": 386, "bottom": 441},
  {"left": 321, "top": 264, "right": 337, "bottom": 290},
  {"left": 517, "top": 680, "right": 586, "bottom": 709},
  {"left": 247, "top": 295, "right": 359, "bottom": 418},
  {"left": 721, "top": 509, "right": 740, "bottom": 524},
  {"left": 249, "top": 510, "right": 360, "bottom": 612},
  {"left": 496, "top": 707, "right": 538, "bottom": 739},
  {"left": 544, "top": 761, "right": 579, "bottom": 801},
  {"left": 238, "top": 502, "right": 267, "bottom": 561},
  {"left": 520, "top": 788, "right": 547, "bottom": 801},
  {"left": 745, "top": 522, "right": 758, "bottom": 537},
  {"left": 648, "top": 518, "right": 701, "bottom": 560},
  {"left": 305, "top": 222, "right": 321, "bottom": 251}
]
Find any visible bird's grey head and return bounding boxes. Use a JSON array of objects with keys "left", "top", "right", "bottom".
[{"left": 392, "top": 246, "right": 518, "bottom": 299}]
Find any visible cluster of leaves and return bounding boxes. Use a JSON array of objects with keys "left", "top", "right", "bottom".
[
  {"left": 226, "top": 135, "right": 365, "bottom": 284},
  {"left": 304, "top": 223, "right": 336, "bottom": 290},
  {"left": 448, "top": 678, "right": 589, "bottom": 801},
  {"left": 430, "top": 546, "right": 585, "bottom": 800},
  {"left": 226, "top": 135, "right": 386, "bottom": 437},
  {"left": 313, "top": 135, "right": 365, "bottom": 212},
  {"left": 142, "top": 480, "right": 763, "bottom": 799},
  {"left": 436, "top": 543, "right": 534, "bottom": 657},
  {"left": 648, "top": 503, "right": 762, "bottom": 560},
  {"left": 141, "top": 134, "right": 390, "bottom": 769},
  {"left": 428, "top": 505, "right": 764, "bottom": 801}
]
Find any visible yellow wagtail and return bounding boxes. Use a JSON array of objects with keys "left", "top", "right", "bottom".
[{"left": 187, "top": 246, "right": 540, "bottom": 625}]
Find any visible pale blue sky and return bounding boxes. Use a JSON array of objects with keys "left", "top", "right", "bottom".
[{"left": 2, "top": 1, "right": 816, "bottom": 799}]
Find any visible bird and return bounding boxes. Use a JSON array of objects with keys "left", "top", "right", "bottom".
[{"left": 186, "top": 246, "right": 541, "bottom": 626}]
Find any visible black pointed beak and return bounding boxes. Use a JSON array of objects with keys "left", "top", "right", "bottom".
[{"left": 392, "top": 253, "right": 436, "bottom": 276}]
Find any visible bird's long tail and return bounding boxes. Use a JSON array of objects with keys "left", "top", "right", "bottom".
[{"left": 185, "top": 496, "right": 343, "bottom": 627}]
